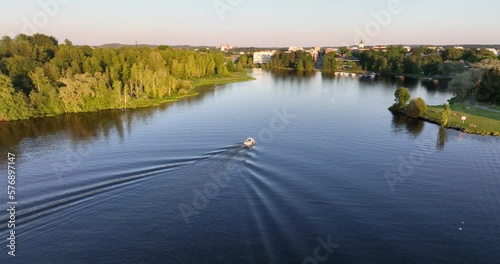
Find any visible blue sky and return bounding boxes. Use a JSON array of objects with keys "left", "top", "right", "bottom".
[{"left": 1, "top": 0, "right": 499, "bottom": 46}]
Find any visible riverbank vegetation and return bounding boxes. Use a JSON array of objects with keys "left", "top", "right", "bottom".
[
  {"left": 447, "top": 60, "right": 500, "bottom": 105},
  {"left": 0, "top": 34, "right": 253, "bottom": 121},
  {"left": 390, "top": 87, "right": 500, "bottom": 136},
  {"left": 389, "top": 87, "right": 429, "bottom": 117},
  {"left": 322, "top": 52, "right": 340, "bottom": 72},
  {"left": 356, "top": 46, "right": 499, "bottom": 77},
  {"left": 265, "top": 51, "right": 315, "bottom": 71}
]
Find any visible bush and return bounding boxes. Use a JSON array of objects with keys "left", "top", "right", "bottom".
[
  {"left": 175, "top": 80, "right": 192, "bottom": 95},
  {"left": 440, "top": 103, "right": 451, "bottom": 126},
  {"left": 405, "top": 97, "right": 428, "bottom": 118},
  {"left": 177, "top": 89, "right": 189, "bottom": 96}
]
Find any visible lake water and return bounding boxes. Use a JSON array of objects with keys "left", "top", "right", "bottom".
[{"left": 1, "top": 69, "right": 499, "bottom": 263}]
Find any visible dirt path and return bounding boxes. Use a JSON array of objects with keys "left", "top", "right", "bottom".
[{"left": 472, "top": 105, "right": 500, "bottom": 114}]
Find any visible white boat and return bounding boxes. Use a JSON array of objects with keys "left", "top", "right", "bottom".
[
  {"left": 361, "top": 72, "right": 376, "bottom": 79},
  {"left": 244, "top": 138, "right": 256, "bottom": 147}
]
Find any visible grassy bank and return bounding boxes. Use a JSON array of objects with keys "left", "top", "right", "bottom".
[
  {"left": 132, "top": 71, "right": 255, "bottom": 108},
  {"left": 423, "top": 104, "right": 500, "bottom": 136},
  {"left": 190, "top": 71, "right": 255, "bottom": 88}
]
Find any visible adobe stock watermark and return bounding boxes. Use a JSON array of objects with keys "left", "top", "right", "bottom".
[
  {"left": 178, "top": 154, "right": 244, "bottom": 224},
  {"left": 302, "top": 236, "right": 341, "bottom": 264},
  {"left": 257, "top": 107, "right": 296, "bottom": 149},
  {"left": 179, "top": 107, "right": 296, "bottom": 224},
  {"left": 384, "top": 129, "right": 438, "bottom": 192},
  {"left": 339, "top": 0, "right": 404, "bottom": 47},
  {"left": 213, "top": 0, "right": 244, "bottom": 21},
  {"left": 22, "top": 0, "right": 71, "bottom": 35}
]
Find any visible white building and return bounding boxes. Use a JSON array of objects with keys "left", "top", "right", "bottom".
[
  {"left": 253, "top": 51, "right": 276, "bottom": 64},
  {"left": 325, "top": 48, "right": 338, "bottom": 54},
  {"left": 288, "top": 46, "right": 303, "bottom": 52},
  {"left": 359, "top": 40, "right": 365, "bottom": 49},
  {"left": 306, "top": 49, "right": 319, "bottom": 61},
  {"left": 219, "top": 44, "right": 232, "bottom": 52},
  {"left": 485, "top": 48, "right": 499, "bottom": 56}
]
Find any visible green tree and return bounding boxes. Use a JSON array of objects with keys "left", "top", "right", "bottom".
[
  {"left": 322, "top": 52, "right": 338, "bottom": 72},
  {"left": 296, "top": 59, "right": 304, "bottom": 71},
  {"left": 59, "top": 73, "right": 97, "bottom": 113},
  {"left": 442, "top": 48, "right": 464, "bottom": 61},
  {"left": 226, "top": 59, "right": 236, "bottom": 72},
  {"left": 448, "top": 70, "right": 481, "bottom": 100},
  {"left": 239, "top": 55, "right": 248, "bottom": 66},
  {"left": 405, "top": 97, "right": 428, "bottom": 118},
  {"left": 393, "top": 87, "right": 411, "bottom": 109},
  {"left": 476, "top": 48, "right": 498, "bottom": 61},
  {"left": 386, "top": 46, "right": 406, "bottom": 73},
  {"left": 339, "top": 47, "right": 349, "bottom": 56},
  {"left": 422, "top": 54, "right": 443, "bottom": 75},
  {"left": 477, "top": 67, "right": 500, "bottom": 103},
  {"left": 247, "top": 57, "right": 254, "bottom": 68},
  {"left": 440, "top": 103, "right": 451, "bottom": 126},
  {"left": 28, "top": 67, "right": 63, "bottom": 115},
  {"left": 3, "top": 55, "right": 40, "bottom": 92},
  {"left": 0, "top": 73, "right": 31, "bottom": 120},
  {"left": 403, "top": 54, "right": 422, "bottom": 74},
  {"left": 462, "top": 49, "right": 479, "bottom": 63},
  {"left": 236, "top": 60, "right": 244, "bottom": 71},
  {"left": 439, "top": 61, "right": 466, "bottom": 77},
  {"left": 31, "top": 33, "right": 58, "bottom": 63}
]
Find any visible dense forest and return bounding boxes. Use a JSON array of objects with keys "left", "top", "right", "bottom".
[{"left": 0, "top": 34, "right": 245, "bottom": 121}]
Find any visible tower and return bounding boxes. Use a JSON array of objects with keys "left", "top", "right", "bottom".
[{"left": 359, "top": 40, "right": 365, "bottom": 49}]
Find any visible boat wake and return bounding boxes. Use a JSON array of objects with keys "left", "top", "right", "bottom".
[{"left": 0, "top": 144, "right": 251, "bottom": 230}]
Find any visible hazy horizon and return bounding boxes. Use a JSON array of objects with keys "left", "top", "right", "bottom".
[{"left": 1, "top": 0, "right": 500, "bottom": 47}]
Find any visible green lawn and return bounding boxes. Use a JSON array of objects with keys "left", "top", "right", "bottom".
[
  {"left": 425, "top": 104, "right": 500, "bottom": 136},
  {"left": 190, "top": 71, "right": 255, "bottom": 88},
  {"left": 449, "top": 103, "right": 500, "bottom": 119},
  {"left": 125, "top": 71, "right": 254, "bottom": 109},
  {"left": 475, "top": 103, "right": 500, "bottom": 112}
]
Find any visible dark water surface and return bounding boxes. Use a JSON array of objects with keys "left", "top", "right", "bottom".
[{"left": 1, "top": 70, "right": 499, "bottom": 263}]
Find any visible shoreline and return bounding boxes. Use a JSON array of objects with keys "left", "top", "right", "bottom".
[
  {"left": 0, "top": 72, "right": 255, "bottom": 123},
  {"left": 394, "top": 106, "right": 500, "bottom": 137},
  {"left": 262, "top": 68, "right": 451, "bottom": 81}
]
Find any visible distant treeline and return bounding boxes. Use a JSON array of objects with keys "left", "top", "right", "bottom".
[
  {"left": 357, "top": 46, "right": 500, "bottom": 104},
  {"left": 265, "top": 51, "right": 316, "bottom": 71},
  {"left": 262, "top": 45, "right": 499, "bottom": 74},
  {"left": 356, "top": 46, "right": 499, "bottom": 76},
  {"left": 0, "top": 34, "right": 245, "bottom": 121}
]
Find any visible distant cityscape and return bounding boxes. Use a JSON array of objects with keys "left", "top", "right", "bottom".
[{"left": 217, "top": 42, "right": 500, "bottom": 65}]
